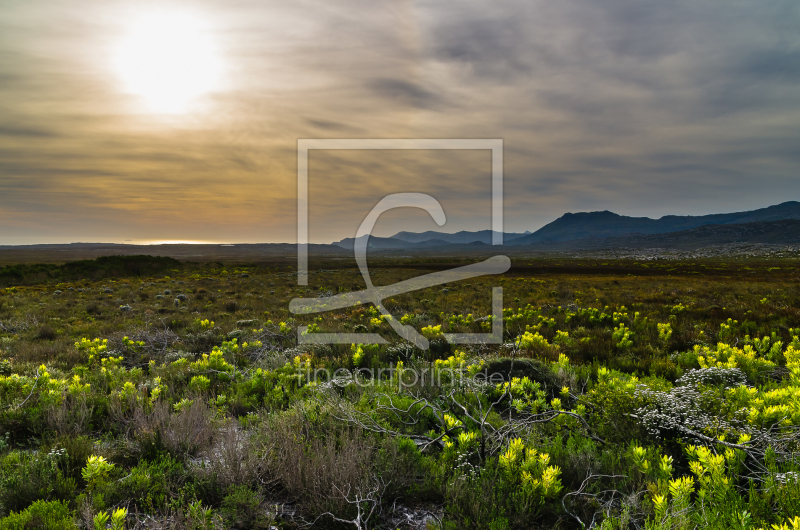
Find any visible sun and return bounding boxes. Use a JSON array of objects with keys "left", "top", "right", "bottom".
[{"left": 114, "top": 10, "right": 222, "bottom": 113}]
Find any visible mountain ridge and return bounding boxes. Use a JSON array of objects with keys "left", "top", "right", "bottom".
[
  {"left": 333, "top": 201, "right": 800, "bottom": 248},
  {"left": 519, "top": 219, "right": 800, "bottom": 251},
  {"left": 508, "top": 201, "right": 800, "bottom": 244}
]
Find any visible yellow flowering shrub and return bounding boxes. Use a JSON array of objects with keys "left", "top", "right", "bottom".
[
  {"left": 189, "top": 375, "right": 211, "bottom": 392},
  {"left": 695, "top": 342, "right": 773, "bottom": 371},
  {"left": 497, "top": 376, "right": 548, "bottom": 413},
  {"left": 726, "top": 382, "right": 800, "bottom": 427},
  {"left": 613, "top": 324, "right": 634, "bottom": 349},
  {"left": 516, "top": 331, "right": 549, "bottom": 350},
  {"left": 756, "top": 517, "right": 800, "bottom": 530},
  {"left": 499, "top": 438, "right": 563, "bottom": 499},
  {"left": 435, "top": 349, "right": 467, "bottom": 370},
  {"left": 191, "top": 350, "right": 234, "bottom": 376},
  {"left": 421, "top": 325, "right": 443, "bottom": 339},
  {"left": 82, "top": 455, "right": 114, "bottom": 492},
  {"left": 197, "top": 319, "right": 214, "bottom": 330},
  {"left": 74, "top": 338, "right": 108, "bottom": 363},
  {"left": 657, "top": 323, "right": 672, "bottom": 342}
]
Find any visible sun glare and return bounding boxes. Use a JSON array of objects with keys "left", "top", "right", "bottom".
[{"left": 114, "top": 10, "right": 222, "bottom": 113}]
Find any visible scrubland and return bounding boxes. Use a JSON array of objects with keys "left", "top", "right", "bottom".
[{"left": 1, "top": 256, "right": 799, "bottom": 529}]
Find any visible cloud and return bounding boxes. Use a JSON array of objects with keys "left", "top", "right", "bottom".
[
  {"left": 0, "top": 125, "right": 59, "bottom": 138},
  {"left": 368, "top": 78, "right": 443, "bottom": 110},
  {"left": 0, "top": 0, "right": 798, "bottom": 244},
  {"left": 305, "top": 118, "right": 363, "bottom": 133}
]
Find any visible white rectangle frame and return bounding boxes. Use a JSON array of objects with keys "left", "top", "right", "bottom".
[{"left": 297, "top": 138, "right": 503, "bottom": 285}]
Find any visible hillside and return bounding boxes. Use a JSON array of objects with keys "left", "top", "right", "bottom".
[
  {"left": 524, "top": 219, "right": 800, "bottom": 250},
  {"left": 508, "top": 201, "right": 800, "bottom": 244},
  {"left": 346, "top": 201, "right": 800, "bottom": 248},
  {"left": 391, "top": 229, "right": 529, "bottom": 244}
]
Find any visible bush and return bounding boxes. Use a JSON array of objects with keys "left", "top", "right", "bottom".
[
  {"left": 0, "top": 499, "right": 76, "bottom": 530},
  {"left": 98, "top": 455, "right": 185, "bottom": 512},
  {"left": 194, "top": 422, "right": 258, "bottom": 490},
  {"left": 0, "top": 449, "right": 76, "bottom": 515},
  {"left": 443, "top": 442, "right": 563, "bottom": 530},
  {"left": 259, "top": 406, "right": 381, "bottom": 521},
  {"left": 676, "top": 367, "right": 748, "bottom": 388},
  {"left": 219, "top": 486, "right": 274, "bottom": 530},
  {"left": 35, "top": 326, "right": 58, "bottom": 341},
  {"left": 133, "top": 400, "right": 214, "bottom": 460},
  {"left": 50, "top": 436, "right": 95, "bottom": 484},
  {"left": 375, "top": 436, "right": 435, "bottom": 501},
  {"left": 45, "top": 396, "right": 94, "bottom": 436}
]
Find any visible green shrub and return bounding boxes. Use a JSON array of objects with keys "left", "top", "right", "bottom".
[
  {"left": 375, "top": 436, "right": 435, "bottom": 501},
  {"left": 98, "top": 454, "right": 185, "bottom": 512},
  {"left": 444, "top": 439, "right": 563, "bottom": 529},
  {"left": 0, "top": 499, "right": 76, "bottom": 530},
  {"left": 51, "top": 436, "right": 94, "bottom": 483},
  {"left": 219, "top": 486, "right": 274, "bottom": 529},
  {"left": 81, "top": 455, "right": 114, "bottom": 492},
  {"left": 0, "top": 449, "right": 76, "bottom": 515}
]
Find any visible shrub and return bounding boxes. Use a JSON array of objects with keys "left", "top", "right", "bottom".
[
  {"left": 374, "top": 436, "right": 433, "bottom": 501},
  {"left": 35, "top": 325, "right": 58, "bottom": 341},
  {"left": 82, "top": 455, "right": 114, "bottom": 492},
  {"left": 514, "top": 331, "right": 560, "bottom": 360},
  {"left": 98, "top": 455, "right": 185, "bottom": 511},
  {"left": 0, "top": 499, "right": 76, "bottom": 530},
  {"left": 580, "top": 368, "right": 651, "bottom": 443},
  {"left": 219, "top": 486, "right": 274, "bottom": 530},
  {"left": 133, "top": 400, "right": 214, "bottom": 460},
  {"left": 612, "top": 324, "right": 634, "bottom": 350},
  {"left": 259, "top": 406, "right": 382, "bottom": 521},
  {"left": 52, "top": 436, "right": 95, "bottom": 484},
  {"left": 198, "top": 423, "right": 258, "bottom": 490},
  {"left": 444, "top": 439, "right": 563, "bottom": 529},
  {"left": 676, "top": 367, "right": 747, "bottom": 388},
  {"left": 0, "top": 449, "right": 76, "bottom": 515},
  {"left": 45, "top": 395, "right": 94, "bottom": 436}
]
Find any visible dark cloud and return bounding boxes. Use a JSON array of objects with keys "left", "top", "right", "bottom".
[
  {"left": 0, "top": 125, "right": 59, "bottom": 138},
  {"left": 304, "top": 118, "right": 363, "bottom": 133},
  {"left": 368, "top": 78, "right": 443, "bottom": 110},
  {"left": 428, "top": 15, "right": 536, "bottom": 79},
  {"left": 738, "top": 49, "right": 800, "bottom": 82}
]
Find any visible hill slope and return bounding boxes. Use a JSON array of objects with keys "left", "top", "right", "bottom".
[
  {"left": 509, "top": 201, "right": 800, "bottom": 244},
  {"left": 520, "top": 219, "right": 800, "bottom": 250},
  {"left": 390, "top": 230, "right": 529, "bottom": 244}
]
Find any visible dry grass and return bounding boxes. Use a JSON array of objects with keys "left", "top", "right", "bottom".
[
  {"left": 194, "top": 420, "right": 261, "bottom": 491},
  {"left": 258, "top": 406, "right": 381, "bottom": 519},
  {"left": 44, "top": 395, "right": 94, "bottom": 436},
  {"left": 131, "top": 399, "right": 215, "bottom": 459}
]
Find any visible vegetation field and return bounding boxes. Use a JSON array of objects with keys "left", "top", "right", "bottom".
[{"left": 1, "top": 255, "right": 799, "bottom": 529}]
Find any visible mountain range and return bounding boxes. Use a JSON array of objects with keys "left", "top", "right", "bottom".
[
  {"left": 2, "top": 202, "right": 799, "bottom": 262},
  {"left": 333, "top": 201, "right": 800, "bottom": 250}
]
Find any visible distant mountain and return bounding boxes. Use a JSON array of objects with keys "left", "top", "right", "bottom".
[
  {"left": 391, "top": 230, "right": 529, "bottom": 244},
  {"left": 333, "top": 202, "right": 800, "bottom": 250},
  {"left": 332, "top": 234, "right": 455, "bottom": 250},
  {"left": 521, "top": 219, "right": 800, "bottom": 251},
  {"left": 507, "top": 201, "right": 800, "bottom": 245}
]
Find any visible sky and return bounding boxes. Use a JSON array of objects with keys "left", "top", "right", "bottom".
[{"left": 0, "top": 0, "right": 799, "bottom": 245}]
